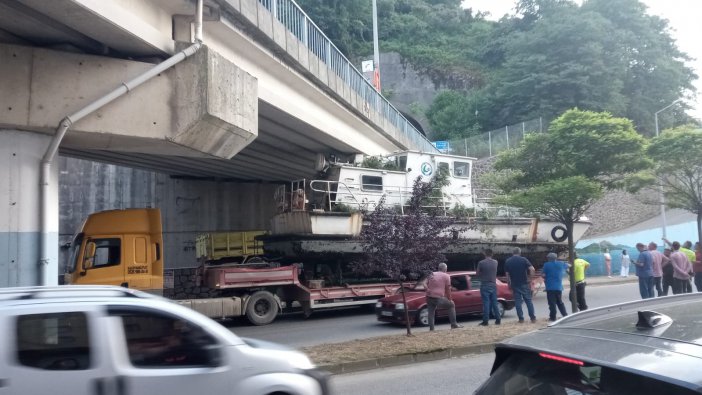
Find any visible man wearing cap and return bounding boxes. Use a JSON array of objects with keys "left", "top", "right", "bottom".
[{"left": 542, "top": 252, "right": 569, "bottom": 321}]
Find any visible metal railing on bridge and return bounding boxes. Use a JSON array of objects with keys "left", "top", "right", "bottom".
[{"left": 258, "top": 0, "right": 437, "bottom": 153}]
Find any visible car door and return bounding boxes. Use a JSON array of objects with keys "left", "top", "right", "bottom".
[
  {"left": 1, "top": 305, "right": 114, "bottom": 395},
  {"left": 465, "top": 278, "right": 484, "bottom": 313},
  {"left": 105, "top": 306, "right": 239, "bottom": 395},
  {"left": 449, "top": 275, "right": 476, "bottom": 315},
  {"left": 75, "top": 236, "right": 127, "bottom": 286}
]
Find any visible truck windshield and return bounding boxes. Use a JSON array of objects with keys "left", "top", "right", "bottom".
[{"left": 67, "top": 233, "right": 84, "bottom": 274}]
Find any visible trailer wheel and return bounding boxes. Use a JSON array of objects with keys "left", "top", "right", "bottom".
[{"left": 246, "top": 291, "right": 279, "bottom": 325}]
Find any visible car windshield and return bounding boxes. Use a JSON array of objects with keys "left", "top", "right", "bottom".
[{"left": 475, "top": 350, "right": 699, "bottom": 395}]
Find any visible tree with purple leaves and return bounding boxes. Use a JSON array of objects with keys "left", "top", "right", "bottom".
[{"left": 352, "top": 173, "right": 458, "bottom": 336}]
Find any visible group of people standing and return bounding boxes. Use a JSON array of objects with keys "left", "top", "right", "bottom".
[
  {"left": 476, "top": 247, "right": 589, "bottom": 324},
  {"left": 426, "top": 240, "right": 701, "bottom": 330},
  {"left": 634, "top": 239, "right": 702, "bottom": 299}
]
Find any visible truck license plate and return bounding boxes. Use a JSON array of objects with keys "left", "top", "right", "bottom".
[{"left": 381, "top": 311, "right": 393, "bottom": 316}]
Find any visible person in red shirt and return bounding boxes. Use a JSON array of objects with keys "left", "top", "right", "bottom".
[{"left": 425, "top": 262, "right": 463, "bottom": 331}]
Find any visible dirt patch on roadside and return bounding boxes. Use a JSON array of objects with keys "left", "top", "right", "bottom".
[{"left": 302, "top": 320, "right": 549, "bottom": 366}]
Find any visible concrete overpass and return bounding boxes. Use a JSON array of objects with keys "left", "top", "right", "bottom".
[{"left": 0, "top": 0, "right": 436, "bottom": 286}]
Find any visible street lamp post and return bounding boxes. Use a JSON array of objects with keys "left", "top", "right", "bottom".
[
  {"left": 654, "top": 98, "right": 682, "bottom": 239},
  {"left": 372, "top": 0, "right": 381, "bottom": 91}
]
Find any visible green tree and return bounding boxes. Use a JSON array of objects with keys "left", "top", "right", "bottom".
[
  {"left": 352, "top": 176, "right": 454, "bottom": 336},
  {"left": 426, "top": 90, "right": 483, "bottom": 139},
  {"left": 486, "top": 3, "right": 628, "bottom": 126},
  {"left": 488, "top": 109, "right": 648, "bottom": 312},
  {"left": 582, "top": 0, "right": 697, "bottom": 135},
  {"left": 296, "top": 0, "right": 373, "bottom": 57},
  {"left": 482, "top": 0, "right": 695, "bottom": 132},
  {"left": 647, "top": 126, "right": 702, "bottom": 243}
]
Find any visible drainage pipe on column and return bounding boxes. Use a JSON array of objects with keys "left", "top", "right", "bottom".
[{"left": 38, "top": 0, "right": 204, "bottom": 285}]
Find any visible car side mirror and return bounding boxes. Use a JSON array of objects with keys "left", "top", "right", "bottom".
[{"left": 203, "top": 344, "right": 223, "bottom": 368}]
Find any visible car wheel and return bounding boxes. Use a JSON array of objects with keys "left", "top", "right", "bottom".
[
  {"left": 490, "top": 302, "right": 506, "bottom": 319},
  {"left": 416, "top": 307, "right": 429, "bottom": 327}
]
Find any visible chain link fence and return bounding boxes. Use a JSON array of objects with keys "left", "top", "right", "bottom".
[{"left": 440, "top": 118, "right": 546, "bottom": 158}]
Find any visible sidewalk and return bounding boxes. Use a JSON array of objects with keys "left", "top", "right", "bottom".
[{"left": 316, "top": 275, "right": 639, "bottom": 375}]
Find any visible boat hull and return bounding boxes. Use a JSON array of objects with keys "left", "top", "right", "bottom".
[{"left": 264, "top": 212, "right": 590, "bottom": 270}]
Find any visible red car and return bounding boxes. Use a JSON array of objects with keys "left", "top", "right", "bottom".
[{"left": 375, "top": 271, "right": 515, "bottom": 326}]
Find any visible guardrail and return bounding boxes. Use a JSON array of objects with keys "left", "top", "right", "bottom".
[{"left": 257, "top": 0, "right": 437, "bottom": 153}]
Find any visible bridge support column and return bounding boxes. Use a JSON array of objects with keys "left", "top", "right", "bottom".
[{"left": 0, "top": 130, "right": 59, "bottom": 287}]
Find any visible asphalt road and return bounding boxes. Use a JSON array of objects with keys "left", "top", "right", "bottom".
[
  {"left": 331, "top": 353, "right": 494, "bottom": 395},
  {"left": 227, "top": 282, "right": 641, "bottom": 348}
]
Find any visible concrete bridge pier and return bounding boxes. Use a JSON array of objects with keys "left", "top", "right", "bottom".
[
  {"left": 0, "top": 42, "right": 259, "bottom": 287},
  {"left": 0, "top": 130, "right": 59, "bottom": 287}
]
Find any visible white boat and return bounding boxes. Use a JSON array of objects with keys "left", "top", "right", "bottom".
[{"left": 265, "top": 151, "right": 590, "bottom": 267}]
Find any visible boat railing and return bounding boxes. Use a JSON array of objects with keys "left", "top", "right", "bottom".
[
  {"left": 276, "top": 180, "right": 524, "bottom": 218},
  {"left": 308, "top": 179, "right": 450, "bottom": 215}
]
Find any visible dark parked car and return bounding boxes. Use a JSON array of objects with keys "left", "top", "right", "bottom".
[
  {"left": 375, "top": 271, "right": 514, "bottom": 326},
  {"left": 475, "top": 292, "right": 702, "bottom": 394}
]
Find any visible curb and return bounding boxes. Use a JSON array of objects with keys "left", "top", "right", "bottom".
[
  {"left": 318, "top": 279, "right": 636, "bottom": 375},
  {"left": 319, "top": 342, "right": 497, "bottom": 374}
]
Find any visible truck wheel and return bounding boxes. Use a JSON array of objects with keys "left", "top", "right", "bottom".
[{"left": 246, "top": 291, "right": 279, "bottom": 325}]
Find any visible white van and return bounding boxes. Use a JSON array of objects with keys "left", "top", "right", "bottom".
[{"left": 0, "top": 286, "right": 329, "bottom": 395}]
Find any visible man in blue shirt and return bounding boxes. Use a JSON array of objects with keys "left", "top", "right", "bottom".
[
  {"left": 542, "top": 252, "right": 569, "bottom": 322},
  {"left": 635, "top": 242, "right": 655, "bottom": 299},
  {"left": 504, "top": 247, "right": 537, "bottom": 323}
]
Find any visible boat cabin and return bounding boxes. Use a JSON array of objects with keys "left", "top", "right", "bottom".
[{"left": 283, "top": 151, "right": 477, "bottom": 213}]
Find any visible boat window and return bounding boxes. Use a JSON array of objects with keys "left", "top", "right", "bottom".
[
  {"left": 361, "top": 175, "right": 383, "bottom": 192},
  {"left": 399, "top": 155, "right": 407, "bottom": 171},
  {"left": 454, "top": 161, "right": 470, "bottom": 178},
  {"left": 438, "top": 162, "right": 449, "bottom": 175}
]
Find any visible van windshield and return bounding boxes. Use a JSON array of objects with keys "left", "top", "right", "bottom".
[{"left": 67, "top": 233, "right": 83, "bottom": 274}]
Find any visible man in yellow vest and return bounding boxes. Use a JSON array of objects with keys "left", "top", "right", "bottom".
[{"left": 570, "top": 253, "right": 590, "bottom": 311}]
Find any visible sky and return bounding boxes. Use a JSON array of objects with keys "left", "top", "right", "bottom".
[{"left": 461, "top": 0, "right": 702, "bottom": 119}]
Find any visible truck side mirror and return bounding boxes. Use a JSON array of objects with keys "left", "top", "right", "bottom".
[{"left": 82, "top": 242, "right": 97, "bottom": 274}]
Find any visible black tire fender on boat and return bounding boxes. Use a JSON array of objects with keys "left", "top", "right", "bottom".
[{"left": 551, "top": 225, "right": 568, "bottom": 242}]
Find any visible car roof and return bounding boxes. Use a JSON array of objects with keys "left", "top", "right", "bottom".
[
  {"left": 549, "top": 293, "right": 702, "bottom": 344},
  {"left": 0, "top": 285, "right": 160, "bottom": 306},
  {"left": 497, "top": 293, "right": 702, "bottom": 386},
  {"left": 0, "top": 286, "right": 245, "bottom": 345}
]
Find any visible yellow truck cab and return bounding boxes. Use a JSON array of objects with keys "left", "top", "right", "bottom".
[{"left": 64, "top": 208, "right": 163, "bottom": 293}]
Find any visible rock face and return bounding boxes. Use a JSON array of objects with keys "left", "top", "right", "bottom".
[
  {"left": 583, "top": 189, "right": 660, "bottom": 237},
  {"left": 378, "top": 52, "right": 445, "bottom": 136},
  {"left": 473, "top": 157, "right": 660, "bottom": 238}
]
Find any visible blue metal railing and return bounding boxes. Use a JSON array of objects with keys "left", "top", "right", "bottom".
[{"left": 257, "top": 0, "right": 437, "bottom": 153}]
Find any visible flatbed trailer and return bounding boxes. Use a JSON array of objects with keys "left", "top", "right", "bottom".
[{"left": 192, "top": 264, "right": 406, "bottom": 324}]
